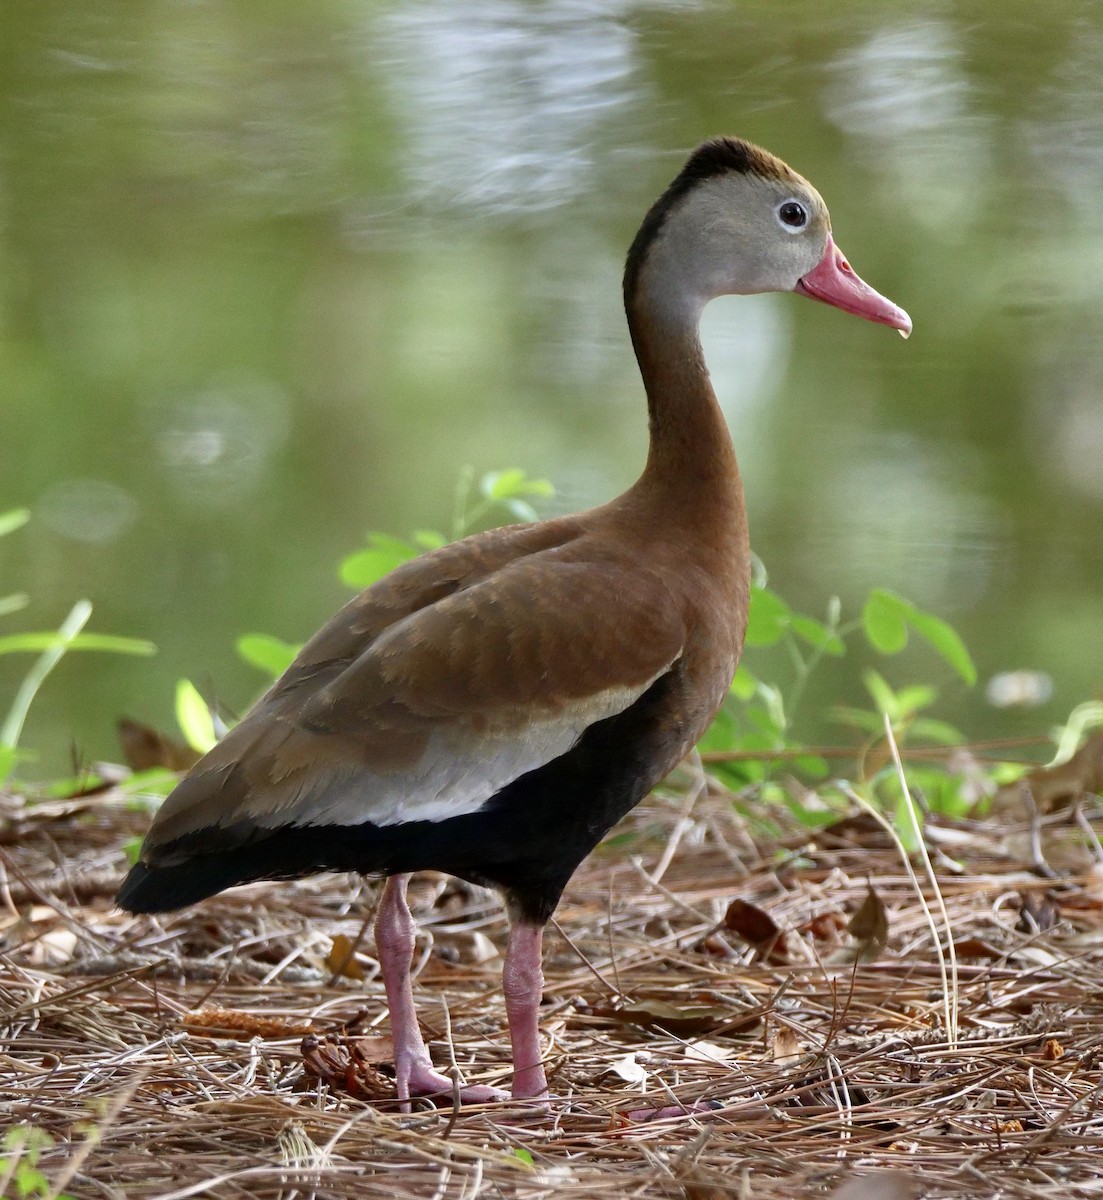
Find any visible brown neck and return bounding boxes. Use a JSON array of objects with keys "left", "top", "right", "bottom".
[{"left": 623, "top": 278, "right": 746, "bottom": 552}]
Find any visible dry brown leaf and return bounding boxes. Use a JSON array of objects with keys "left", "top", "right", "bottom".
[
  {"left": 954, "top": 936, "right": 1004, "bottom": 959},
  {"left": 806, "top": 910, "right": 846, "bottom": 942},
  {"left": 1042, "top": 1038, "right": 1064, "bottom": 1061},
  {"left": 325, "top": 932, "right": 367, "bottom": 980},
  {"left": 818, "top": 812, "right": 894, "bottom": 848},
  {"left": 681, "top": 1185, "right": 730, "bottom": 1200},
  {"left": 1014, "top": 732, "right": 1103, "bottom": 813},
  {"left": 117, "top": 716, "right": 201, "bottom": 773},
  {"left": 698, "top": 933, "right": 734, "bottom": 956},
  {"left": 848, "top": 882, "right": 888, "bottom": 962},
  {"left": 724, "top": 897, "right": 778, "bottom": 942},
  {"left": 723, "top": 898, "right": 788, "bottom": 962}
]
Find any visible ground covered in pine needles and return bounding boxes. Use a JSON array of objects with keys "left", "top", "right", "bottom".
[{"left": 3, "top": 762, "right": 1103, "bottom": 1200}]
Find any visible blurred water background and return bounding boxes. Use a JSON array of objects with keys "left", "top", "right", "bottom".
[{"left": 2, "top": 0, "right": 1101, "bottom": 778}]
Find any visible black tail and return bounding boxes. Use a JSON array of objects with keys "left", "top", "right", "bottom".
[
  {"left": 115, "top": 822, "right": 393, "bottom": 914},
  {"left": 116, "top": 858, "right": 253, "bottom": 914}
]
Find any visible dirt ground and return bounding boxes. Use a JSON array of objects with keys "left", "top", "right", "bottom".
[{"left": 3, "top": 765, "right": 1103, "bottom": 1199}]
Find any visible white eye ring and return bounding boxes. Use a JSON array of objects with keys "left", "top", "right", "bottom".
[{"left": 775, "top": 199, "right": 809, "bottom": 233}]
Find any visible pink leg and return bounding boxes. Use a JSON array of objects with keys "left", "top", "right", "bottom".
[
  {"left": 375, "top": 874, "right": 504, "bottom": 1108},
  {"left": 503, "top": 921, "right": 549, "bottom": 1101}
]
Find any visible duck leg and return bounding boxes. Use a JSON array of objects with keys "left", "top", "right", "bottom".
[
  {"left": 502, "top": 920, "right": 549, "bottom": 1101},
  {"left": 375, "top": 873, "right": 504, "bottom": 1107}
]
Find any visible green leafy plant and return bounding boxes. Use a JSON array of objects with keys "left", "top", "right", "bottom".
[
  {"left": 0, "top": 1125, "right": 75, "bottom": 1200},
  {"left": 0, "top": 509, "right": 156, "bottom": 786},
  {"left": 695, "top": 559, "right": 983, "bottom": 842},
  {"left": 340, "top": 466, "right": 553, "bottom": 591},
  {"left": 174, "top": 679, "right": 218, "bottom": 755}
]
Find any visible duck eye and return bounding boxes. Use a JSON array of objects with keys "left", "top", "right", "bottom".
[{"left": 777, "top": 200, "right": 808, "bottom": 231}]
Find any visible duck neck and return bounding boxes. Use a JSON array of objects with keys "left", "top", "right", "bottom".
[{"left": 625, "top": 282, "right": 745, "bottom": 535}]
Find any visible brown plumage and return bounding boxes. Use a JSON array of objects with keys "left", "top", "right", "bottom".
[{"left": 118, "top": 137, "right": 910, "bottom": 1109}]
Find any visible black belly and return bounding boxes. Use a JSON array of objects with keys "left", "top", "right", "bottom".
[{"left": 117, "top": 672, "right": 693, "bottom": 924}]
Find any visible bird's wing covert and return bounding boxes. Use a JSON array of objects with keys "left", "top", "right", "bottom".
[{"left": 144, "top": 556, "right": 684, "bottom": 847}]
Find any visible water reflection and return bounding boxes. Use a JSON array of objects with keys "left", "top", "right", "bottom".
[
  {"left": 1027, "top": 20, "right": 1103, "bottom": 217},
  {"left": 149, "top": 377, "right": 293, "bottom": 506},
  {"left": 38, "top": 479, "right": 136, "bottom": 544},
  {"left": 819, "top": 436, "right": 1005, "bottom": 609},
  {"left": 377, "top": 0, "right": 642, "bottom": 214},
  {"left": 824, "top": 19, "right": 992, "bottom": 229}
]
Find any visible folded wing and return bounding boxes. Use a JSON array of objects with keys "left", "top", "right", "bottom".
[{"left": 139, "top": 547, "right": 685, "bottom": 862}]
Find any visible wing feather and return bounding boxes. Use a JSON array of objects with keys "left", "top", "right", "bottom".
[{"left": 143, "top": 547, "right": 685, "bottom": 854}]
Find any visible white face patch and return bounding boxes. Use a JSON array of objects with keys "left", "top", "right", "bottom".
[{"left": 640, "top": 173, "right": 828, "bottom": 321}]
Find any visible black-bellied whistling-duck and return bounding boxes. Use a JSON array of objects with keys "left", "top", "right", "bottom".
[{"left": 118, "top": 138, "right": 910, "bottom": 1108}]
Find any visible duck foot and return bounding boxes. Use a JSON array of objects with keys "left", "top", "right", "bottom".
[{"left": 401, "top": 1059, "right": 507, "bottom": 1106}]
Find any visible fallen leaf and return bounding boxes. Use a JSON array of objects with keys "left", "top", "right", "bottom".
[
  {"left": 1010, "top": 732, "right": 1103, "bottom": 813},
  {"left": 848, "top": 883, "right": 888, "bottom": 962},
  {"left": 682, "top": 1040, "right": 732, "bottom": 1064},
  {"left": 117, "top": 716, "right": 201, "bottom": 772},
  {"left": 30, "top": 928, "right": 77, "bottom": 966},
  {"left": 806, "top": 911, "right": 846, "bottom": 942},
  {"left": 607, "top": 1053, "right": 647, "bottom": 1084},
  {"left": 326, "top": 933, "right": 367, "bottom": 980},
  {"left": 724, "top": 897, "right": 779, "bottom": 942},
  {"left": 724, "top": 898, "right": 788, "bottom": 962},
  {"left": 818, "top": 812, "right": 894, "bottom": 848},
  {"left": 954, "top": 936, "right": 1004, "bottom": 959},
  {"left": 469, "top": 931, "right": 499, "bottom": 963},
  {"left": 1041, "top": 1038, "right": 1064, "bottom": 1061},
  {"left": 698, "top": 933, "right": 734, "bottom": 957}
]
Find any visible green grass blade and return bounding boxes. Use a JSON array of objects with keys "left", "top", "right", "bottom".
[
  {"left": 1, "top": 600, "right": 93, "bottom": 751},
  {"left": 0, "top": 632, "right": 155, "bottom": 656}
]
